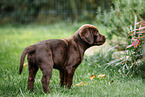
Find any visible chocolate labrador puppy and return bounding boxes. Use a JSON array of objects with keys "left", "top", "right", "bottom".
[{"left": 19, "top": 24, "right": 106, "bottom": 93}]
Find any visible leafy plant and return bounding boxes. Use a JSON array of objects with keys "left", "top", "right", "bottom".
[
  {"left": 106, "top": 19, "right": 145, "bottom": 77},
  {"left": 96, "top": 0, "right": 145, "bottom": 47}
]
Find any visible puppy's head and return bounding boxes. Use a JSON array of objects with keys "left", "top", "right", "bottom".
[{"left": 79, "top": 24, "right": 106, "bottom": 46}]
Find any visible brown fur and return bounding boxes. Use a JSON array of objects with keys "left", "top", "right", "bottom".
[{"left": 19, "top": 24, "right": 106, "bottom": 93}]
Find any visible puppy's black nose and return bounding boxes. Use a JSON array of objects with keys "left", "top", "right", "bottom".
[
  {"left": 103, "top": 36, "right": 106, "bottom": 39},
  {"left": 103, "top": 36, "right": 107, "bottom": 39}
]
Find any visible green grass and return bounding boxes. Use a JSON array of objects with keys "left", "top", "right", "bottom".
[{"left": 0, "top": 22, "right": 145, "bottom": 97}]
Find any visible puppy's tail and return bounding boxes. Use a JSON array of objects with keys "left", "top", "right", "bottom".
[{"left": 19, "top": 45, "right": 35, "bottom": 74}]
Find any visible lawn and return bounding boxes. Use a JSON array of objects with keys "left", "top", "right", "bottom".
[{"left": 0, "top": 22, "right": 145, "bottom": 97}]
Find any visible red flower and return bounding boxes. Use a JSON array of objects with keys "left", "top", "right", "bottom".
[{"left": 132, "top": 39, "right": 139, "bottom": 48}]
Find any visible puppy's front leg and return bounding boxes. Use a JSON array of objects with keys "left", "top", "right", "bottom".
[
  {"left": 65, "top": 67, "right": 76, "bottom": 89},
  {"left": 59, "top": 71, "right": 67, "bottom": 87}
]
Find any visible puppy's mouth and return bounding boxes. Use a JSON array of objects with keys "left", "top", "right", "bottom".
[
  {"left": 94, "top": 41, "right": 105, "bottom": 45},
  {"left": 95, "top": 38, "right": 106, "bottom": 45}
]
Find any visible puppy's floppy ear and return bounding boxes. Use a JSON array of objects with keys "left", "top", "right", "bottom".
[{"left": 79, "top": 28, "right": 94, "bottom": 44}]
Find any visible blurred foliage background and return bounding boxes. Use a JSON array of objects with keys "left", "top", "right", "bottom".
[
  {"left": 0, "top": 0, "right": 113, "bottom": 24},
  {"left": 96, "top": 0, "right": 145, "bottom": 48}
]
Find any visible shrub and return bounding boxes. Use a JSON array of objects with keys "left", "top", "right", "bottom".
[
  {"left": 96, "top": 0, "right": 145, "bottom": 45},
  {"left": 96, "top": 0, "right": 145, "bottom": 77},
  {"left": 106, "top": 20, "right": 145, "bottom": 77}
]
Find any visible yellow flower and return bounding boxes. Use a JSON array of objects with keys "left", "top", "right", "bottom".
[
  {"left": 90, "top": 75, "right": 96, "bottom": 80},
  {"left": 98, "top": 74, "right": 106, "bottom": 79},
  {"left": 23, "top": 62, "right": 28, "bottom": 67},
  {"left": 75, "top": 81, "right": 87, "bottom": 86}
]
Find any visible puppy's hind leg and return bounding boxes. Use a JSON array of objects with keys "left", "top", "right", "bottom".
[
  {"left": 39, "top": 51, "right": 54, "bottom": 93},
  {"left": 40, "top": 63, "right": 53, "bottom": 93},
  {"left": 27, "top": 62, "right": 38, "bottom": 91}
]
